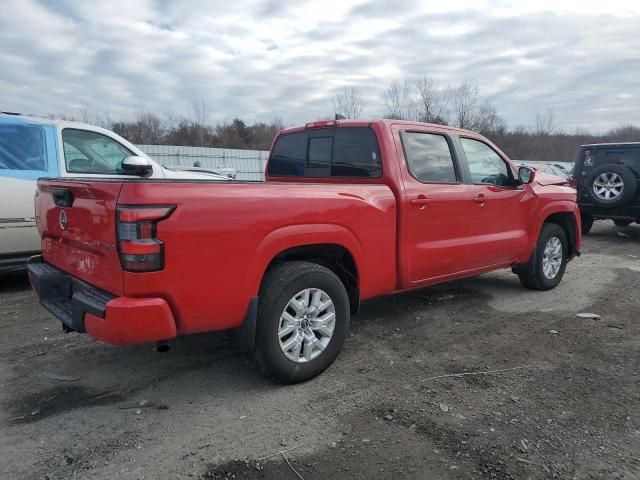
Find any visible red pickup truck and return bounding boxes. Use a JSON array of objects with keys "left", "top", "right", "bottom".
[{"left": 29, "top": 120, "right": 581, "bottom": 383}]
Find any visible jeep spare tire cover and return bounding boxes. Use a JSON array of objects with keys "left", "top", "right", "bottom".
[{"left": 587, "top": 164, "right": 637, "bottom": 207}]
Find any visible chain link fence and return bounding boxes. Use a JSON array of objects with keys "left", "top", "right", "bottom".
[{"left": 137, "top": 144, "right": 269, "bottom": 181}]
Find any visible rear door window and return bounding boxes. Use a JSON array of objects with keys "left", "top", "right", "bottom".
[
  {"left": 268, "top": 127, "right": 381, "bottom": 178},
  {"left": 63, "top": 129, "right": 133, "bottom": 174},
  {"left": 400, "top": 131, "right": 458, "bottom": 183},
  {"left": 0, "top": 124, "right": 47, "bottom": 171}
]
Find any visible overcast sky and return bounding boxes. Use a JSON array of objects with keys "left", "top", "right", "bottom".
[{"left": 1, "top": 0, "right": 639, "bottom": 132}]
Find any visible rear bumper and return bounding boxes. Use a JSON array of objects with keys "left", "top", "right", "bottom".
[
  {"left": 578, "top": 201, "right": 640, "bottom": 220},
  {"left": 28, "top": 256, "right": 177, "bottom": 345}
]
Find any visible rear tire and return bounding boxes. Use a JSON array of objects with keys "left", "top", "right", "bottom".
[
  {"left": 254, "top": 261, "right": 350, "bottom": 384},
  {"left": 518, "top": 223, "right": 568, "bottom": 290},
  {"left": 581, "top": 213, "right": 594, "bottom": 235},
  {"left": 586, "top": 164, "right": 636, "bottom": 207}
]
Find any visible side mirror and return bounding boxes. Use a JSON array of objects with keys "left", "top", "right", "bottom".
[
  {"left": 121, "top": 156, "right": 153, "bottom": 176},
  {"left": 518, "top": 166, "right": 535, "bottom": 185}
]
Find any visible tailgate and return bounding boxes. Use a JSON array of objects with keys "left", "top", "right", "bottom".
[{"left": 35, "top": 179, "right": 124, "bottom": 295}]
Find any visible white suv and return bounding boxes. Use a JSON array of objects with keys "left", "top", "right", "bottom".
[{"left": 0, "top": 113, "right": 228, "bottom": 274}]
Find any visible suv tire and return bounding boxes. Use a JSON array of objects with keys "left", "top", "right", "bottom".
[
  {"left": 586, "top": 164, "right": 637, "bottom": 207},
  {"left": 254, "top": 261, "right": 350, "bottom": 384},
  {"left": 518, "top": 223, "right": 568, "bottom": 290}
]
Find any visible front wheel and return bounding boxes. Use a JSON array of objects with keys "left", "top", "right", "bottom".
[
  {"left": 254, "top": 261, "right": 350, "bottom": 384},
  {"left": 517, "top": 223, "right": 568, "bottom": 290}
]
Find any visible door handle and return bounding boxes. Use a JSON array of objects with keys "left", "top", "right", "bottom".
[
  {"left": 472, "top": 194, "right": 486, "bottom": 204},
  {"left": 410, "top": 197, "right": 431, "bottom": 206}
]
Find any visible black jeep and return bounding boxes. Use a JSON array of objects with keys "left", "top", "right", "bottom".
[{"left": 573, "top": 142, "right": 640, "bottom": 233}]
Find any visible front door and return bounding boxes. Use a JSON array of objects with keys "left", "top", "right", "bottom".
[
  {"left": 394, "top": 126, "right": 475, "bottom": 286},
  {"left": 458, "top": 136, "right": 529, "bottom": 268}
]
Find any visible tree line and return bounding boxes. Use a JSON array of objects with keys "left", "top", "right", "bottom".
[
  {"left": 333, "top": 81, "right": 639, "bottom": 162},
  {"left": 54, "top": 83, "right": 639, "bottom": 161}
]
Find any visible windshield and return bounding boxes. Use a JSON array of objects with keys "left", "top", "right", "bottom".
[{"left": 63, "top": 128, "right": 134, "bottom": 174}]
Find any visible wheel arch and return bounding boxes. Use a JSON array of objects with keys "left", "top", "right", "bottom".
[
  {"left": 250, "top": 224, "right": 364, "bottom": 314},
  {"left": 541, "top": 210, "right": 579, "bottom": 259}
]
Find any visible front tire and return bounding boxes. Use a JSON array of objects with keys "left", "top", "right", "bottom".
[
  {"left": 254, "top": 261, "right": 350, "bottom": 384},
  {"left": 518, "top": 223, "right": 568, "bottom": 290}
]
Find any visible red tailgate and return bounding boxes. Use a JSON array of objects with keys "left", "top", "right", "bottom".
[{"left": 36, "top": 180, "right": 124, "bottom": 295}]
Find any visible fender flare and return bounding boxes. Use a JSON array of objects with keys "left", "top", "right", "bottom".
[
  {"left": 247, "top": 223, "right": 364, "bottom": 297},
  {"left": 528, "top": 200, "right": 580, "bottom": 255}
]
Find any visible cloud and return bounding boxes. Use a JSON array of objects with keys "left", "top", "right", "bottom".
[{"left": 0, "top": 0, "right": 638, "bottom": 132}]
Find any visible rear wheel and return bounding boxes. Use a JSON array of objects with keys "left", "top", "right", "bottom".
[
  {"left": 518, "top": 223, "right": 568, "bottom": 290},
  {"left": 254, "top": 261, "right": 350, "bottom": 384},
  {"left": 614, "top": 219, "right": 632, "bottom": 227}
]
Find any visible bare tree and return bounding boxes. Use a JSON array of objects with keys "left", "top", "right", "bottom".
[
  {"left": 190, "top": 98, "right": 210, "bottom": 125},
  {"left": 475, "top": 101, "right": 505, "bottom": 136},
  {"left": 383, "top": 80, "right": 416, "bottom": 120},
  {"left": 414, "top": 77, "right": 449, "bottom": 124},
  {"left": 187, "top": 98, "right": 214, "bottom": 146},
  {"left": 332, "top": 86, "right": 366, "bottom": 119},
  {"left": 450, "top": 82, "right": 479, "bottom": 129},
  {"left": 78, "top": 103, "right": 91, "bottom": 124},
  {"left": 534, "top": 107, "right": 557, "bottom": 136}
]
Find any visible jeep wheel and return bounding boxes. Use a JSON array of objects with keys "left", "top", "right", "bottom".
[
  {"left": 587, "top": 164, "right": 637, "bottom": 207},
  {"left": 254, "top": 261, "right": 350, "bottom": 384},
  {"left": 517, "top": 223, "right": 568, "bottom": 290}
]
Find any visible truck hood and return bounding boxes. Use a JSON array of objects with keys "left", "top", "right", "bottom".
[{"left": 534, "top": 172, "right": 569, "bottom": 186}]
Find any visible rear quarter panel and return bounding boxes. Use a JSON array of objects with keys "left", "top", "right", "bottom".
[{"left": 118, "top": 181, "right": 397, "bottom": 335}]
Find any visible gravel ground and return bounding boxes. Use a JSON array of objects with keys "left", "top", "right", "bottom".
[{"left": 1, "top": 221, "right": 639, "bottom": 480}]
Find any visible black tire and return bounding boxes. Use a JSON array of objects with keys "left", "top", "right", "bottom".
[
  {"left": 254, "top": 261, "right": 350, "bottom": 384},
  {"left": 518, "top": 223, "right": 568, "bottom": 290},
  {"left": 586, "top": 164, "right": 637, "bottom": 207},
  {"left": 581, "top": 213, "right": 594, "bottom": 235},
  {"left": 613, "top": 219, "right": 632, "bottom": 227}
]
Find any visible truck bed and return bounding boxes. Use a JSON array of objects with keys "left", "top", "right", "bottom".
[{"left": 35, "top": 178, "right": 397, "bottom": 335}]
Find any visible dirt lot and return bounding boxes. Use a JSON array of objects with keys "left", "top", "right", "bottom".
[{"left": 1, "top": 221, "right": 639, "bottom": 480}]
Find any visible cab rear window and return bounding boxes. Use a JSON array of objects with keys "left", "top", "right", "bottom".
[{"left": 268, "top": 127, "right": 382, "bottom": 178}]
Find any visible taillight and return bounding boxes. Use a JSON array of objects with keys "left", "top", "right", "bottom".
[{"left": 116, "top": 206, "right": 175, "bottom": 272}]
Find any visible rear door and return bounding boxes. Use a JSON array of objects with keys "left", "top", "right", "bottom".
[
  {"left": 457, "top": 136, "right": 529, "bottom": 267},
  {"left": 393, "top": 126, "right": 475, "bottom": 285},
  {"left": 36, "top": 180, "right": 124, "bottom": 295}
]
